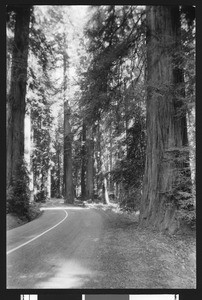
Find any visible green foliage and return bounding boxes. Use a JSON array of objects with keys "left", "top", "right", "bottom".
[
  {"left": 79, "top": 5, "right": 147, "bottom": 209},
  {"left": 29, "top": 76, "right": 54, "bottom": 202},
  {"left": 26, "top": 9, "right": 56, "bottom": 202},
  {"left": 7, "top": 159, "right": 30, "bottom": 218},
  {"left": 175, "top": 165, "right": 196, "bottom": 228},
  {"left": 163, "top": 146, "right": 196, "bottom": 228},
  {"left": 112, "top": 113, "right": 146, "bottom": 210},
  {"left": 178, "top": 196, "right": 196, "bottom": 229},
  {"left": 80, "top": 5, "right": 146, "bottom": 125}
]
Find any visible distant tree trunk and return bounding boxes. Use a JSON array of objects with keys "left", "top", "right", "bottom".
[
  {"left": 64, "top": 101, "right": 74, "bottom": 204},
  {"left": 103, "top": 177, "right": 110, "bottom": 205},
  {"left": 24, "top": 108, "right": 34, "bottom": 201},
  {"left": 140, "top": 6, "right": 191, "bottom": 233},
  {"left": 47, "top": 167, "right": 51, "bottom": 199},
  {"left": 109, "top": 120, "right": 114, "bottom": 192},
  {"left": 56, "top": 146, "right": 61, "bottom": 197},
  {"left": 95, "top": 121, "right": 103, "bottom": 198},
  {"left": 86, "top": 128, "right": 94, "bottom": 200},
  {"left": 7, "top": 6, "right": 31, "bottom": 188},
  {"left": 81, "top": 122, "right": 87, "bottom": 200},
  {"left": 6, "top": 45, "right": 12, "bottom": 96},
  {"left": 62, "top": 36, "right": 74, "bottom": 204}
]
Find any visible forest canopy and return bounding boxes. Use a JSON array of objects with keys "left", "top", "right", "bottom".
[{"left": 6, "top": 5, "right": 195, "bottom": 233}]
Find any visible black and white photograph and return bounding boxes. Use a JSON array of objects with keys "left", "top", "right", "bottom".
[{"left": 6, "top": 4, "right": 196, "bottom": 289}]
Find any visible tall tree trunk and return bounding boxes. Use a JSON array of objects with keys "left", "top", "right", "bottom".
[
  {"left": 81, "top": 122, "right": 87, "bottom": 200},
  {"left": 24, "top": 108, "right": 34, "bottom": 201},
  {"left": 109, "top": 120, "right": 113, "bottom": 192},
  {"left": 96, "top": 121, "right": 103, "bottom": 198},
  {"left": 63, "top": 36, "right": 74, "bottom": 204},
  {"left": 103, "top": 177, "right": 110, "bottom": 205},
  {"left": 64, "top": 101, "right": 74, "bottom": 204},
  {"left": 47, "top": 167, "right": 51, "bottom": 199},
  {"left": 57, "top": 146, "right": 61, "bottom": 197},
  {"left": 7, "top": 6, "right": 31, "bottom": 188},
  {"left": 86, "top": 128, "right": 94, "bottom": 200},
  {"left": 140, "top": 6, "right": 191, "bottom": 233}
]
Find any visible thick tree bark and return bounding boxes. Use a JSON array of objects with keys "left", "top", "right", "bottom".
[
  {"left": 7, "top": 6, "right": 31, "bottom": 187},
  {"left": 140, "top": 6, "right": 191, "bottom": 233},
  {"left": 64, "top": 101, "right": 74, "bottom": 204},
  {"left": 86, "top": 128, "right": 94, "bottom": 200}
]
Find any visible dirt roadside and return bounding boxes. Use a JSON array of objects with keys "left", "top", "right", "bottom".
[{"left": 85, "top": 204, "right": 196, "bottom": 288}]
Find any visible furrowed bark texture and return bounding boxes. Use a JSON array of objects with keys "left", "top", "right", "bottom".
[
  {"left": 140, "top": 6, "right": 190, "bottom": 233},
  {"left": 7, "top": 6, "right": 31, "bottom": 187},
  {"left": 64, "top": 101, "right": 74, "bottom": 204}
]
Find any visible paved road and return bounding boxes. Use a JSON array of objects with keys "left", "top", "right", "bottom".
[{"left": 7, "top": 207, "right": 107, "bottom": 288}]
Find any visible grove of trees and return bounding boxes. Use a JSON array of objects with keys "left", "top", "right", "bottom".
[{"left": 6, "top": 5, "right": 195, "bottom": 233}]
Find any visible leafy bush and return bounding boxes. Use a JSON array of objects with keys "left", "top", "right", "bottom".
[
  {"left": 27, "top": 201, "right": 42, "bottom": 221},
  {"left": 163, "top": 146, "right": 196, "bottom": 229},
  {"left": 111, "top": 117, "right": 146, "bottom": 211},
  {"left": 119, "top": 187, "right": 142, "bottom": 212},
  {"left": 7, "top": 159, "right": 41, "bottom": 221},
  {"left": 34, "top": 189, "right": 46, "bottom": 202},
  {"left": 177, "top": 190, "right": 196, "bottom": 229},
  {"left": 7, "top": 159, "right": 30, "bottom": 218}
]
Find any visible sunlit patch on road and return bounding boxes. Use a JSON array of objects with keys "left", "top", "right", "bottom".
[{"left": 36, "top": 259, "right": 97, "bottom": 288}]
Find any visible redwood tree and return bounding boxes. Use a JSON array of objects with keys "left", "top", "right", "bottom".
[
  {"left": 86, "top": 127, "right": 94, "bottom": 200},
  {"left": 81, "top": 122, "right": 87, "bottom": 200},
  {"left": 140, "top": 6, "right": 191, "bottom": 233},
  {"left": 7, "top": 5, "right": 32, "bottom": 187},
  {"left": 64, "top": 101, "right": 74, "bottom": 203}
]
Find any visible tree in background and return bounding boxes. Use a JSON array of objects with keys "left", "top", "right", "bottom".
[
  {"left": 51, "top": 110, "right": 64, "bottom": 198},
  {"left": 27, "top": 6, "right": 57, "bottom": 202},
  {"left": 6, "top": 5, "right": 195, "bottom": 232},
  {"left": 80, "top": 5, "right": 146, "bottom": 206},
  {"left": 64, "top": 100, "right": 74, "bottom": 203}
]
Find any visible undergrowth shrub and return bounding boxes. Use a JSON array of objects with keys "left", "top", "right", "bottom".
[
  {"left": 7, "top": 159, "right": 30, "bottom": 217},
  {"left": 164, "top": 148, "right": 196, "bottom": 230},
  {"left": 7, "top": 159, "right": 41, "bottom": 221},
  {"left": 111, "top": 117, "right": 146, "bottom": 211},
  {"left": 177, "top": 190, "right": 196, "bottom": 229},
  {"left": 173, "top": 150, "right": 196, "bottom": 229}
]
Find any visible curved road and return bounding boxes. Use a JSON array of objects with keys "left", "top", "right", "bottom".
[
  {"left": 7, "top": 205, "right": 195, "bottom": 289},
  {"left": 7, "top": 207, "right": 112, "bottom": 288}
]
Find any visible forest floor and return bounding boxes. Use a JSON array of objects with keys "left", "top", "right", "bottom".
[
  {"left": 83, "top": 203, "right": 196, "bottom": 288},
  {"left": 6, "top": 198, "right": 196, "bottom": 288}
]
